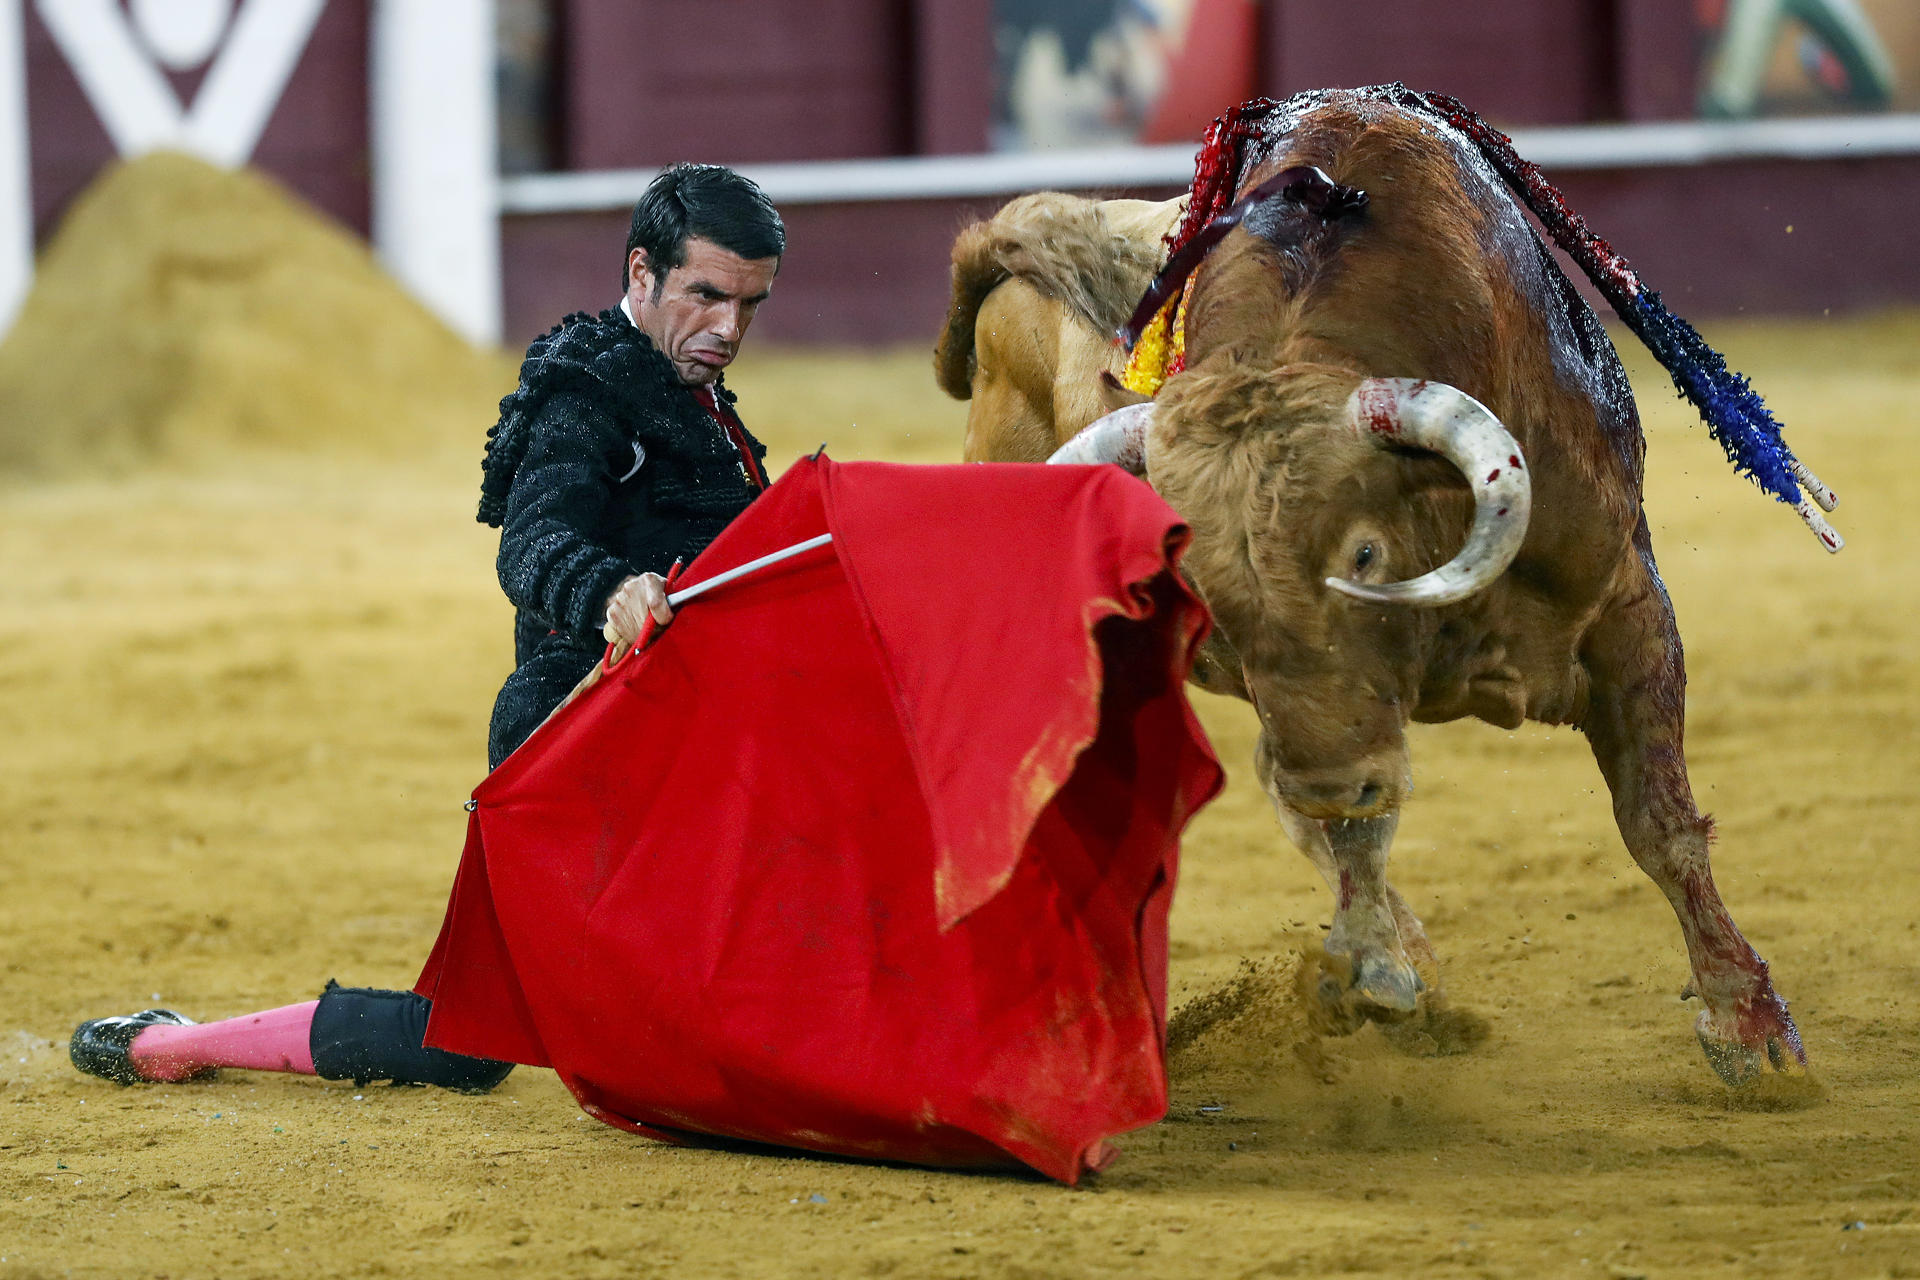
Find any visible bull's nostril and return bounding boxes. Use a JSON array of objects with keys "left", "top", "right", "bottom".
[{"left": 1356, "top": 782, "right": 1381, "bottom": 808}]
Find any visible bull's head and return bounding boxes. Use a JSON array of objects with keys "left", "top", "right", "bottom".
[{"left": 1051, "top": 359, "right": 1530, "bottom": 820}]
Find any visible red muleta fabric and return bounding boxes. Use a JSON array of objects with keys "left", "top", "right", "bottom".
[{"left": 415, "top": 456, "right": 1223, "bottom": 1183}]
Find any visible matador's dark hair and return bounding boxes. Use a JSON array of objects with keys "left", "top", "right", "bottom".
[{"left": 623, "top": 163, "right": 786, "bottom": 292}]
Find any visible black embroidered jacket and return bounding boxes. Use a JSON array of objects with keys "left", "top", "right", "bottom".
[{"left": 479, "top": 308, "right": 769, "bottom": 659}]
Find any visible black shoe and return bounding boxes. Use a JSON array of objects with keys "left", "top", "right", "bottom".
[{"left": 70, "top": 1009, "right": 212, "bottom": 1085}]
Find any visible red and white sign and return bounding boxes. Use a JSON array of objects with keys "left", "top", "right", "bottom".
[
  {"left": 1, "top": 0, "right": 498, "bottom": 343},
  {"left": 35, "top": 0, "right": 325, "bottom": 167}
]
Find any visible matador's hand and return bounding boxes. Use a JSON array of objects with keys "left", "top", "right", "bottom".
[{"left": 604, "top": 572, "right": 674, "bottom": 651}]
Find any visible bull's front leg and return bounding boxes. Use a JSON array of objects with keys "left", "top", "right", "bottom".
[
  {"left": 1581, "top": 542, "right": 1806, "bottom": 1086},
  {"left": 1259, "top": 733, "right": 1436, "bottom": 1021}
]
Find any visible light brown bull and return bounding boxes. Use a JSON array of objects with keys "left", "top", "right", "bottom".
[
  {"left": 935, "top": 87, "right": 1837, "bottom": 1086},
  {"left": 935, "top": 193, "right": 1184, "bottom": 462}
]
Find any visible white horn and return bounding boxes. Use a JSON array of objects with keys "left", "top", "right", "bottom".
[
  {"left": 1328, "top": 378, "right": 1532, "bottom": 607},
  {"left": 1046, "top": 401, "right": 1153, "bottom": 475}
]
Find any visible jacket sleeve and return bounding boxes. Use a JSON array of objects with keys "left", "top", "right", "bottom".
[{"left": 494, "top": 391, "right": 637, "bottom": 645}]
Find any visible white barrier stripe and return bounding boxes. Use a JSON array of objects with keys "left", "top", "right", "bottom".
[
  {"left": 0, "top": 0, "right": 32, "bottom": 336},
  {"left": 500, "top": 145, "right": 1201, "bottom": 213},
  {"left": 1512, "top": 112, "right": 1920, "bottom": 168},
  {"left": 498, "top": 113, "right": 1920, "bottom": 214}
]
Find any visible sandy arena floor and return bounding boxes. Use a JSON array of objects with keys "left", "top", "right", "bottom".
[{"left": 2, "top": 320, "right": 1917, "bottom": 1279}]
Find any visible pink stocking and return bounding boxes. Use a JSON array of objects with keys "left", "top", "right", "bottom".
[{"left": 129, "top": 1001, "right": 319, "bottom": 1082}]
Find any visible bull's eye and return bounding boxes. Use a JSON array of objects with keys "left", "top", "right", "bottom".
[{"left": 1354, "top": 543, "right": 1376, "bottom": 572}]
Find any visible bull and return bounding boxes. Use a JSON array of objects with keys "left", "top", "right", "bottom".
[{"left": 934, "top": 86, "right": 1841, "bottom": 1086}]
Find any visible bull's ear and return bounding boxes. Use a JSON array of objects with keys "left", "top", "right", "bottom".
[{"left": 1097, "top": 369, "right": 1151, "bottom": 414}]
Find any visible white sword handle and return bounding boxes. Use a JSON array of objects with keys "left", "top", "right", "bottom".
[{"left": 665, "top": 533, "right": 834, "bottom": 607}]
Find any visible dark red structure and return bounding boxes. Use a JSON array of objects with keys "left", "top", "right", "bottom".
[
  {"left": 557, "top": 2, "right": 918, "bottom": 168},
  {"left": 16, "top": 0, "right": 1919, "bottom": 347},
  {"left": 501, "top": 0, "right": 1920, "bottom": 345}
]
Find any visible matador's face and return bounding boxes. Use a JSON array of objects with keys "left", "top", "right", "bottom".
[{"left": 626, "top": 237, "right": 778, "bottom": 386}]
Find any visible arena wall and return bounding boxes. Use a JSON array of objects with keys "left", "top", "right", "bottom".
[
  {"left": 8, "top": 0, "right": 1918, "bottom": 347},
  {"left": 500, "top": 0, "right": 1920, "bottom": 343}
]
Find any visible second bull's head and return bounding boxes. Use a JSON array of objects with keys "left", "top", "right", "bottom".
[{"left": 1052, "top": 358, "right": 1531, "bottom": 821}]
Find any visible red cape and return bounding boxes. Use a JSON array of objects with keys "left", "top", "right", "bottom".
[{"left": 417, "top": 456, "right": 1222, "bottom": 1183}]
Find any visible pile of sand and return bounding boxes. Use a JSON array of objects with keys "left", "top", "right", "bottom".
[{"left": 0, "top": 151, "right": 513, "bottom": 474}]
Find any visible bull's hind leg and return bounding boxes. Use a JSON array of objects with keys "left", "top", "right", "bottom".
[{"left": 1581, "top": 537, "right": 1806, "bottom": 1085}]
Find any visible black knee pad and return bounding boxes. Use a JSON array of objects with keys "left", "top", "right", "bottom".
[{"left": 310, "top": 981, "right": 515, "bottom": 1093}]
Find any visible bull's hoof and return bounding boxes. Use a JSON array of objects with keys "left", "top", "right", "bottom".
[
  {"left": 1305, "top": 946, "right": 1424, "bottom": 1035},
  {"left": 1350, "top": 948, "right": 1424, "bottom": 1014},
  {"left": 1693, "top": 994, "right": 1807, "bottom": 1087}
]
